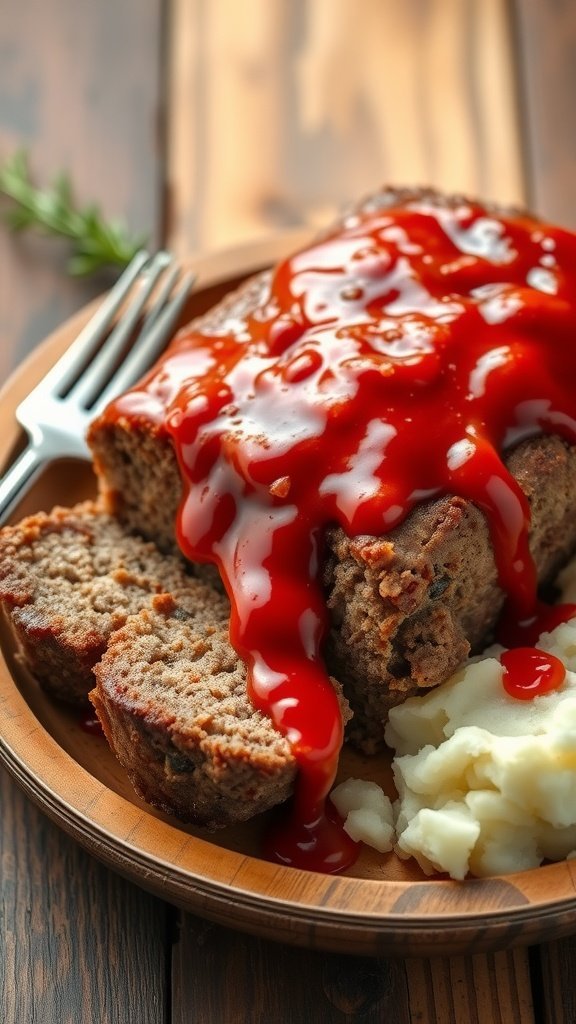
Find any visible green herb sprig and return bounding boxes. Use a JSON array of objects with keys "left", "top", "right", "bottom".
[{"left": 0, "top": 150, "right": 147, "bottom": 276}]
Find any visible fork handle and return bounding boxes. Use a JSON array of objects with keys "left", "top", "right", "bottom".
[{"left": 0, "top": 446, "right": 45, "bottom": 526}]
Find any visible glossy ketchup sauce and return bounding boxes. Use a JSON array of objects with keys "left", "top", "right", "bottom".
[
  {"left": 112, "top": 194, "right": 576, "bottom": 871},
  {"left": 501, "top": 647, "right": 566, "bottom": 700}
]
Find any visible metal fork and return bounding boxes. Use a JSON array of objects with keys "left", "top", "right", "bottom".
[{"left": 0, "top": 251, "right": 194, "bottom": 525}]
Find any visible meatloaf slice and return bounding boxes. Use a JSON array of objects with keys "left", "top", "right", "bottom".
[
  {"left": 0, "top": 501, "right": 229, "bottom": 703},
  {"left": 90, "top": 425, "right": 181, "bottom": 555},
  {"left": 90, "top": 594, "right": 299, "bottom": 828}
]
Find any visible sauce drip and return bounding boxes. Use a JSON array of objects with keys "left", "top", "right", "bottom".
[
  {"left": 262, "top": 798, "right": 359, "bottom": 873},
  {"left": 79, "top": 711, "right": 104, "bottom": 736},
  {"left": 498, "top": 600, "right": 576, "bottom": 648},
  {"left": 501, "top": 648, "right": 566, "bottom": 700},
  {"left": 110, "top": 194, "right": 576, "bottom": 871}
]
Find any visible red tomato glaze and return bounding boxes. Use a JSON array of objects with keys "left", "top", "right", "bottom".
[
  {"left": 79, "top": 711, "right": 104, "bottom": 736},
  {"left": 111, "top": 194, "right": 576, "bottom": 872},
  {"left": 501, "top": 647, "right": 566, "bottom": 700},
  {"left": 498, "top": 599, "right": 576, "bottom": 648}
]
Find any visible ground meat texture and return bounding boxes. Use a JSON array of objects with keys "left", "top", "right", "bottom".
[
  {"left": 323, "top": 436, "right": 576, "bottom": 751},
  {"left": 90, "top": 599, "right": 299, "bottom": 828},
  {"left": 0, "top": 502, "right": 229, "bottom": 703},
  {"left": 90, "top": 426, "right": 182, "bottom": 556}
]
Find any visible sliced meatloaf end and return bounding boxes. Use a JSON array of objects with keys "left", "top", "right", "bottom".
[
  {"left": 90, "top": 424, "right": 182, "bottom": 555},
  {"left": 88, "top": 265, "right": 274, "bottom": 560},
  {"left": 90, "top": 594, "right": 299, "bottom": 828},
  {"left": 0, "top": 501, "right": 229, "bottom": 704}
]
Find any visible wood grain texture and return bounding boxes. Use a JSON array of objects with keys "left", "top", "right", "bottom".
[
  {"left": 536, "top": 937, "right": 576, "bottom": 1024},
  {"left": 172, "top": 917, "right": 537, "bottom": 1024},
  {"left": 0, "top": 765, "right": 167, "bottom": 1024},
  {"left": 404, "top": 949, "right": 534, "bottom": 1023},
  {"left": 171, "top": 915, "right": 412, "bottom": 1024},
  {"left": 512, "top": 0, "right": 576, "bottom": 227},
  {"left": 166, "top": 0, "right": 526, "bottom": 258},
  {"left": 0, "top": 0, "right": 165, "bottom": 375}
]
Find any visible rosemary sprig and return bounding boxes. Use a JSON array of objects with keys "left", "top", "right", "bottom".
[{"left": 0, "top": 150, "right": 147, "bottom": 276}]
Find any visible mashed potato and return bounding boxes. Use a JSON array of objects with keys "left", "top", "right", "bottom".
[
  {"left": 330, "top": 778, "right": 395, "bottom": 852},
  {"left": 332, "top": 558, "right": 576, "bottom": 879}
]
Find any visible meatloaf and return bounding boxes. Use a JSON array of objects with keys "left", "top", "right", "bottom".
[
  {"left": 91, "top": 596, "right": 300, "bottom": 828},
  {"left": 89, "top": 426, "right": 576, "bottom": 751},
  {"left": 88, "top": 187, "right": 576, "bottom": 752},
  {"left": 0, "top": 502, "right": 308, "bottom": 826},
  {"left": 0, "top": 501, "right": 229, "bottom": 703}
]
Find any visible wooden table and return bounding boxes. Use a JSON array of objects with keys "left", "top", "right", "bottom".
[{"left": 2, "top": 2, "right": 576, "bottom": 1020}]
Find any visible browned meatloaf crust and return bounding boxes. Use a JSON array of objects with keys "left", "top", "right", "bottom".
[
  {"left": 88, "top": 188, "right": 576, "bottom": 752},
  {"left": 90, "top": 595, "right": 299, "bottom": 828},
  {"left": 0, "top": 501, "right": 229, "bottom": 703}
]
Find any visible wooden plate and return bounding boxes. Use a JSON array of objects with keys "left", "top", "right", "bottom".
[{"left": 2, "top": 235, "right": 576, "bottom": 958}]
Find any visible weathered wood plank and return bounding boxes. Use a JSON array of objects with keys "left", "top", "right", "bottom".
[
  {"left": 171, "top": 915, "right": 537, "bottom": 1024},
  {"left": 0, "top": 766, "right": 167, "bottom": 1024},
  {"left": 512, "top": 0, "right": 576, "bottom": 226},
  {"left": 171, "top": 915, "right": 412, "bottom": 1024},
  {"left": 535, "top": 938, "right": 576, "bottom": 1024},
  {"left": 0, "top": 0, "right": 165, "bottom": 375},
  {"left": 166, "top": 0, "right": 526, "bottom": 258},
  {"left": 404, "top": 950, "right": 535, "bottom": 1023}
]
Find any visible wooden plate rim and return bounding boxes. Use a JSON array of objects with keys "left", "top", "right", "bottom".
[{"left": 2, "top": 233, "right": 576, "bottom": 956}]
